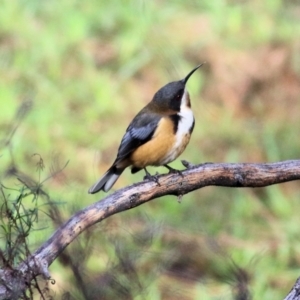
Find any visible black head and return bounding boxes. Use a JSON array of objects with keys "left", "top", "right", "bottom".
[{"left": 152, "top": 63, "right": 203, "bottom": 112}]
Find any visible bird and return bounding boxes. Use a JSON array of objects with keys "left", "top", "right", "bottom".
[{"left": 88, "top": 63, "right": 203, "bottom": 194}]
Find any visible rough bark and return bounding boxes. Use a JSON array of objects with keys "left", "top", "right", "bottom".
[
  {"left": 1, "top": 160, "right": 300, "bottom": 299},
  {"left": 284, "top": 277, "right": 300, "bottom": 300}
]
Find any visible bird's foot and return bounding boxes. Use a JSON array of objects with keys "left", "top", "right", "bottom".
[
  {"left": 164, "top": 164, "right": 184, "bottom": 177},
  {"left": 143, "top": 168, "right": 161, "bottom": 186}
]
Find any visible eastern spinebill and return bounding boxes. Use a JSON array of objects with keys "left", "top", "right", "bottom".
[{"left": 88, "top": 63, "right": 203, "bottom": 194}]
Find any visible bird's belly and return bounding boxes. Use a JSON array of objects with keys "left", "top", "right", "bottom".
[
  {"left": 130, "top": 112, "right": 194, "bottom": 168},
  {"left": 158, "top": 132, "right": 191, "bottom": 165}
]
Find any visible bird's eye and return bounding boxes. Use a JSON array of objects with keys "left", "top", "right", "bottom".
[{"left": 175, "top": 89, "right": 184, "bottom": 100}]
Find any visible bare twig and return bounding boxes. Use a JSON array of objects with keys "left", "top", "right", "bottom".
[
  {"left": 1, "top": 159, "right": 300, "bottom": 299},
  {"left": 284, "top": 277, "right": 300, "bottom": 300}
]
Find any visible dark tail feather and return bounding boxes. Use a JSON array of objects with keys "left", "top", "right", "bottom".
[{"left": 88, "top": 166, "right": 124, "bottom": 194}]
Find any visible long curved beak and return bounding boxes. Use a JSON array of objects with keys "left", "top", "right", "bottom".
[{"left": 183, "top": 63, "right": 205, "bottom": 84}]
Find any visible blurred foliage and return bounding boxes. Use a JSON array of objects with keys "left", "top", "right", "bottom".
[{"left": 0, "top": 0, "right": 300, "bottom": 299}]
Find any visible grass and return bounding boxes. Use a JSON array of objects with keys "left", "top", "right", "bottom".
[{"left": 1, "top": 0, "right": 300, "bottom": 299}]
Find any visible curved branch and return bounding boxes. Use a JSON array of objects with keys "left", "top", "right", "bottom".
[
  {"left": 284, "top": 277, "right": 300, "bottom": 300},
  {"left": 1, "top": 159, "right": 300, "bottom": 299}
]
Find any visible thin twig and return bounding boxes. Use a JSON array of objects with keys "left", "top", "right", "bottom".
[{"left": 1, "top": 160, "right": 300, "bottom": 299}]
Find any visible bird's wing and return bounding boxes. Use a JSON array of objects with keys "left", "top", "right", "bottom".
[{"left": 115, "top": 111, "right": 161, "bottom": 162}]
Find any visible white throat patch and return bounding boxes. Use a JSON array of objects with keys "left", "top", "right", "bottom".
[
  {"left": 177, "top": 89, "right": 194, "bottom": 139},
  {"left": 160, "top": 89, "right": 194, "bottom": 164}
]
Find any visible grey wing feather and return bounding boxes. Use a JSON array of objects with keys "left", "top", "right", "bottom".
[{"left": 115, "top": 112, "right": 161, "bottom": 162}]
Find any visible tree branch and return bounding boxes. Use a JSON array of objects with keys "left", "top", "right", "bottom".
[
  {"left": 1, "top": 160, "right": 300, "bottom": 299},
  {"left": 284, "top": 277, "right": 300, "bottom": 300}
]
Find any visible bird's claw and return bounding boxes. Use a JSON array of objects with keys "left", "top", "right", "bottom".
[
  {"left": 164, "top": 165, "right": 184, "bottom": 177},
  {"left": 143, "top": 168, "right": 161, "bottom": 186},
  {"left": 144, "top": 173, "right": 161, "bottom": 186}
]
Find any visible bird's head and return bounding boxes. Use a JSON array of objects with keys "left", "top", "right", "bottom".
[{"left": 152, "top": 63, "right": 203, "bottom": 112}]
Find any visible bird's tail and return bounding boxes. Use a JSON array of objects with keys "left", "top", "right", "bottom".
[{"left": 88, "top": 166, "right": 124, "bottom": 194}]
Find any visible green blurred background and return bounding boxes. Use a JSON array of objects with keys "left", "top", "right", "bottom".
[{"left": 1, "top": 0, "right": 300, "bottom": 299}]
